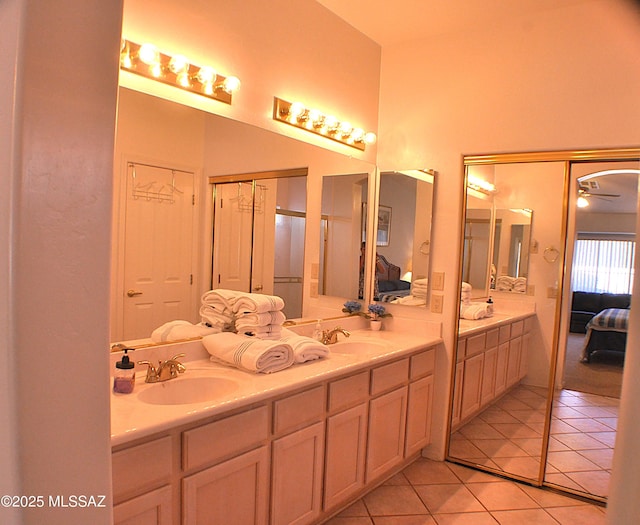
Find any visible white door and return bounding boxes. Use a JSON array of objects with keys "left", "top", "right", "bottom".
[
  {"left": 213, "top": 182, "right": 253, "bottom": 292},
  {"left": 123, "top": 163, "right": 195, "bottom": 340}
]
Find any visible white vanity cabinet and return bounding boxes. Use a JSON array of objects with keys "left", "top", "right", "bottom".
[
  {"left": 454, "top": 315, "right": 534, "bottom": 431},
  {"left": 112, "top": 344, "right": 437, "bottom": 525}
]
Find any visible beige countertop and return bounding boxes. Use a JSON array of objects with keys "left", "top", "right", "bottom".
[
  {"left": 110, "top": 329, "right": 442, "bottom": 447},
  {"left": 457, "top": 311, "right": 535, "bottom": 337}
]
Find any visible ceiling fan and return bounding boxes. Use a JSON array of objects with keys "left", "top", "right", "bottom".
[{"left": 577, "top": 181, "right": 620, "bottom": 207}]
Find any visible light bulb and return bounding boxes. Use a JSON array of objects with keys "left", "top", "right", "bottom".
[
  {"left": 324, "top": 115, "right": 338, "bottom": 131},
  {"left": 120, "top": 52, "right": 132, "bottom": 69},
  {"left": 351, "top": 128, "right": 365, "bottom": 142},
  {"left": 203, "top": 82, "right": 214, "bottom": 95},
  {"left": 196, "top": 66, "right": 216, "bottom": 85},
  {"left": 150, "top": 62, "right": 162, "bottom": 78},
  {"left": 138, "top": 43, "right": 159, "bottom": 65},
  {"left": 222, "top": 76, "right": 240, "bottom": 93},
  {"left": 339, "top": 122, "right": 353, "bottom": 137},
  {"left": 364, "top": 132, "right": 377, "bottom": 145},
  {"left": 169, "top": 55, "right": 189, "bottom": 75},
  {"left": 176, "top": 71, "right": 190, "bottom": 87},
  {"left": 308, "top": 109, "right": 323, "bottom": 127},
  {"left": 289, "top": 102, "right": 306, "bottom": 120},
  {"left": 577, "top": 196, "right": 590, "bottom": 208}
]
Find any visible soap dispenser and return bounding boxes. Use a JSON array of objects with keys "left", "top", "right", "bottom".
[
  {"left": 312, "top": 320, "right": 323, "bottom": 342},
  {"left": 486, "top": 296, "right": 494, "bottom": 317},
  {"left": 113, "top": 348, "right": 135, "bottom": 394}
]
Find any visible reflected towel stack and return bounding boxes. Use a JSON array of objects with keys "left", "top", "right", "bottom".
[
  {"left": 514, "top": 277, "right": 527, "bottom": 293},
  {"left": 460, "top": 302, "right": 490, "bottom": 320},
  {"left": 202, "top": 332, "right": 294, "bottom": 373},
  {"left": 234, "top": 292, "right": 286, "bottom": 340},
  {"left": 461, "top": 282, "right": 472, "bottom": 305},
  {"left": 411, "top": 278, "right": 428, "bottom": 300},
  {"left": 200, "top": 289, "right": 236, "bottom": 331},
  {"left": 495, "top": 275, "right": 515, "bottom": 292}
]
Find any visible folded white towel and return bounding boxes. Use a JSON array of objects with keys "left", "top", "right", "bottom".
[
  {"left": 461, "top": 282, "right": 472, "bottom": 292},
  {"left": 202, "top": 332, "right": 294, "bottom": 373},
  {"left": 236, "top": 310, "right": 286, "bottom": 327},
  {"left": 199, "top": 305, "right": 235, "bottom": 331},
  {"left": 279, "top": 331, "right": 329, "bottom": 363},
  {"left": 151, "top": 320, "right": 220, "bottom": 343},
  {"left": 237, "top": 325, "right": 283, "bottom": 340},
  {"left": 460, "top": 303, "right": 489, "bottom": 320},
  {"left": 233, "top": 293, "right": 285, "bottom": 314},
  {"left": 201, "top": 289, "right": 237, "bottom": 311},
  {"left": 391, "top": 295, "right": 426, "bottom": 306}
]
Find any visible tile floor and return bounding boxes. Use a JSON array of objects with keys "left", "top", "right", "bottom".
[
  {"left": 324, "top": 457, "right": 606, "bottom": 524},
  {"left": 448, "top": 385, "right": 617, "bottom": 498}
]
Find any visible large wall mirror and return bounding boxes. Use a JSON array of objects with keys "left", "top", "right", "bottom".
[
  {"left": 447, "top": 148, "right": 640, "bottom": 504},
  {"left": 373, "top": 169, "right": 436, "bottom": 307},
  {"left": 111, "top": 87, "right": 375, "bottom": 343}
]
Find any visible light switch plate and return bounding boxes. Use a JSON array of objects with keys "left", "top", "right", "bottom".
[
  {"left": 432, "top": 271, "right": 445, "bottom": 291},
  {"left": 431, "top": 293, "right": 444, "bottom": 313},
  {"left": 310, "top": 282, "right": 319, "bottom": 298}
]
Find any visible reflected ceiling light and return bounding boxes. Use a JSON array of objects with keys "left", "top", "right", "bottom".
[
  {"left": 467, "top": 174, "right": 496, "bottom": 194},
  {"left": 273, "top": 97, "right": 377, "bottom": 151},
  {"left": 580, "top": 168, "right": 640, "bottom": 181},
  {"left": 577, "top": 195, "right": 590, "bottom": 208},
  {"left": 120, "top": 39, "right": 240, "bottom": 105}
]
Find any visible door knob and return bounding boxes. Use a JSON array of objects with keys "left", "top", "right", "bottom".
[
  {"left": 253, "top": 285, "right": 263, "bottom": 291},
  {"left": 127, "top": 289, "right": 143, "bottom": 297}
]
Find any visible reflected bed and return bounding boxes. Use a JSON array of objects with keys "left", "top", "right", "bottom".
[{"left": 581, "top": 307, "right": 629, "bottom": 363}]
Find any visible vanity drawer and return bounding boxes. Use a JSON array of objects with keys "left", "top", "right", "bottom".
[
  {"left": 112, "top": 435, "right": 173, "bottom": 502},
  {"left": 182, "top": 405, "right": 269, "bottom": 471},
  {"left": 273, "top": 385, "right": 325, "bottom": 435},
  {"left": 328, "top": 371, "right": 370, "bottom": 413},
  {"left": 410, "top": 349, "right": 435, "bottom": 379},
  {"left": 511, "top": 320, "right": 524, "bottom": 338},
  {"left": 499, "top": 324, "right": 511, "bottom": 343},
  {"left": 466, "top": 333, "right": 486, "bottom": 357},
  {"left": 371, "top": 358, "right": 409, "bottom": 396},
  {"left": 486, "top": 328, "right": 499, "bottom": 349}
]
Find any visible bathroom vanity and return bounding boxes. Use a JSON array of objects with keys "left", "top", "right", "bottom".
[{"left": 110, "top": 330, "right": 440, "bottom": 525}]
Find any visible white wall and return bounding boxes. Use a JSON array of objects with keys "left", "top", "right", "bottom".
[{"left": 378, "top": 0, "right": 640, "bottom": 463}]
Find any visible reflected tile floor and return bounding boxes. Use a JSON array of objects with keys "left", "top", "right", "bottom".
[
  {"left": 323, "top": 458, "right": 606, "bottom": 525},
  {"left": 449, "top": 385, "right": 617, "bottom": 498}
]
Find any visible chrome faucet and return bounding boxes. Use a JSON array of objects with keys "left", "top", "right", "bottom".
[
  {"left": 321, "top": 327, "right": 351, "bottom": 345},
  {"left": 138, "top": 353, "right": 186, "bottom": 383}
]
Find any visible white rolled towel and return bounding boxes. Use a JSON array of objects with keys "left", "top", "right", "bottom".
[
  {"left": 202, "top": 332, "right": 294, "bottom": 373},
  {"left": 461, "top": 282, "right": 472, "bottom": 292},
  {"left": 279, "top": 330, "right": 329, "bottom": 363},
  {"left": 199, "top": 304, "right": 235, "bottom": 331},
  {"left": 201, "top": 289, "right": 237, "bottom": 311},
  {"left": 460, "top": 303, "right": 489, "bottom": 320},
  {"left": 233, "top": 292, "right": 285, "bottom": 314},
  {"left": 151, "top": 320, "right": 220, "bottom": 343}
]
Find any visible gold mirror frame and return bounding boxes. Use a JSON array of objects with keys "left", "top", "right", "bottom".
[{"left": 446, "top": 147, "right": 640, "bottom": 503}]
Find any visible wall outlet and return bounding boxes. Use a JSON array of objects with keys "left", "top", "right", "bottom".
[
  {"left": 431, "top": 293, "right": 444, "bottom": 313},
  {"left": 311, "top": 263, "right": 319, "bottom": 280},
  {"left": 527, "top": 284, "right": 535, "bottom": 296},
  {"left": 432, "top": 271, "right": 445, "bottom": 291},
  {"left": 547, "top": 286, "right": 558, "bottom": 299}
]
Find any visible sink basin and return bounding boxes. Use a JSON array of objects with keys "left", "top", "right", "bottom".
[
  {"left": 330, "top": 339, "right": 390, "bottom": 354},
  {"left": 138, "top": 376, "right": 239, "bottom": 405}
]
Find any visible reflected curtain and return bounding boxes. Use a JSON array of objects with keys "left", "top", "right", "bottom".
[{"left": 572, "top": 238, "right": 635, "bottom": 294}]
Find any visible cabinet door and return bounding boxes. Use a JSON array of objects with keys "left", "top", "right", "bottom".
[
  {"left": 324, "top": 404, "right": 368, "bottom": 510},
  {"left": 495, "top": 342, "right": 509, "bottom": 396},
  {"left": 460, "top": 353, "right": 484, "bottom": 420},
  {"left": 451, "top": 361, "right": 464, "bottom": 428},
  {"left": 405, "top": 375, "right": 434, "bottom": 456},
  {"left": 519, "top": 333, "right": 530, "bottom": 380},
  {"left": 182, "top": 446, "right": 269, "bottom": 525},
  {"left": 366, "top": 386, "right": 408, "bottom": 482},
  {"left": 271, "top": 422, "right": 325, "bottom": 525},
  {"left": 506, "top": 336, "right": 522, "bottom": 388},
  {"left": 113, "top": 486, "right": 172, "bottom": 525},
  {"left": 480, "top": 346, "right": 497, "bottom": 406}
]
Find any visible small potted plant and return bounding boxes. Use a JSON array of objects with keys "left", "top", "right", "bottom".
[
  {"left": 342, "top": 301, "right": 363, "bottom": 315},
  {"left": 366, "top": 304, "right": 391, "bottom": 330}
]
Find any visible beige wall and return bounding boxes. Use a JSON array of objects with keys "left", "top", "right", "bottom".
[{"left": 377, "top": 0, "right": 640, "bottom": 517}]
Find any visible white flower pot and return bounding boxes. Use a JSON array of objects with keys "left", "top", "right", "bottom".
[{"left": 370, "top": 319, "right": 382, "bottom": 331}]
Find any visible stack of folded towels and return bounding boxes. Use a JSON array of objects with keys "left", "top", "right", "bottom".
[
  {"left": 233, "top": 293, "right": 286, "bottom": 340},
  {"left": 459, "top": 282, "right": 491, "bottom": 320},
  {"left": 513, "top": 276, "right": 527, "bottom": 293},
  {"left": 411, "top": 278, "right": 428, "bottom": 301},
  {"left": 496, "top": 275, "right": 515, "bottom": 292},
  {"left": 151, "top": 319, "right": 220, "bottom": 343}
]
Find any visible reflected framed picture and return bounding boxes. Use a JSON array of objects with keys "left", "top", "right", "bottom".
[{"left": 376, "top": 205, "right": 391, "bottom": 246}]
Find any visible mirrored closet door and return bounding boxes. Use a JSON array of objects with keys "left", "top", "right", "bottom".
[{"left": 446, "top": 149, "right": 640, "bottom": 504}]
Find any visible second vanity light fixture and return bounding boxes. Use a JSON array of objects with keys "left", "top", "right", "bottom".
[
  {"left": 120, "top": 39, "right": 241, "bottom": 104},
  {"left": 466, "top": 174, "right": 496, "bottom": 194},
  {"left": 273, "top": 97, "right": 377, "bottom": 151}
]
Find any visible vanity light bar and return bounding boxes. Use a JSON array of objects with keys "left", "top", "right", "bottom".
[
  {"left": 120, "top": 39, "right": 240, "bottom": 105},
  {"left": 273, "top": 97, "right": 377, "bottom": 151},
  {"left": 467, "top": 174, "right": 496, "bottom": 194}
]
